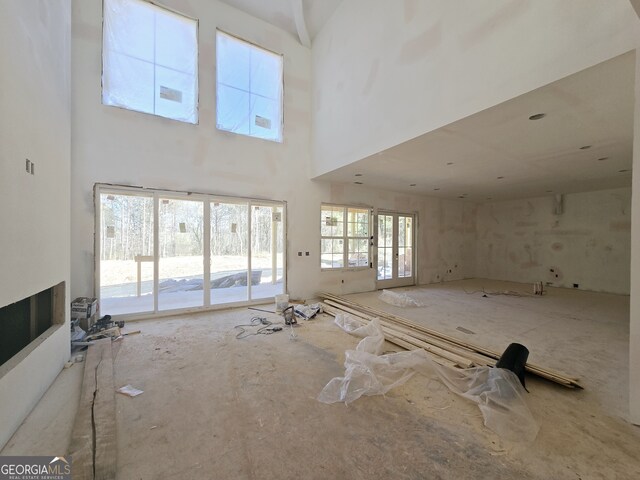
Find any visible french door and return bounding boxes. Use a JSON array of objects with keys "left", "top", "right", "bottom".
[
  {"left": 96, "top": 185, "right": 286, "bottom": 317},
  {"left": 376, "top": 212, "right": 416, "bottom": 289}
]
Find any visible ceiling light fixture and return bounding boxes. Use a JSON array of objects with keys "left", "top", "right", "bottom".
[
  {"left": 354, "top": 181, "right": 363, "bottom": 185},
  {"left": 618, "top": 169, "right": 630, "bottom": 173},
  {"left": 354, "top": 173, "right": 363, "bottom": 177},
  {"left": 528, "top": 113, "right": 545, "bottom": 120},
  {"left": 434, "top": 188, "right": 440, "bottom": 191},
  {"left": 546, "top": 190, "right": 553, "bottom": 193},
  {"left": 409, "top": 183, "right": 416, "bottom": 187},
  {"left": 579, "top": 145, "right": 592, "bottom": 150},
  {"left": 446, "top": 162, "right": 454, "bottom": 165},
  {"left": 597, "top": 157, "right": 609, "bottom": 161},
  {"left": 497, "top": 176, "right": 504, "bottom": 179}
]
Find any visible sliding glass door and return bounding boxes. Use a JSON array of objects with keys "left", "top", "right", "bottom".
[
  {"left": 210, "top": 201, "right": 249, "bottom": 304},
  {"left": 99, "top": 193, "right": 154, "bottom": 315},
  {"left": 158, "top": 198, "right": 204, "bottom": 311},
  {"left": 96, "top": 186, "right": 286, "bottom": 317}
]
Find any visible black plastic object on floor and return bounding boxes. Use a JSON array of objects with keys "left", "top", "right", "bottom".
[{"left": 496, "top": 343, "right": 529, "bottom": 390}]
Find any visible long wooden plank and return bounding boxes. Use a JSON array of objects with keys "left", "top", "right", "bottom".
[
  {"left": 324, "top": 293, "right": 579, "bottom": 387},
  {"left": 322, "top": 304, "right": 473, "bottom": 367},
  {"left": 322, "top": 305, "right": 458, "bottom": 369},
  {"left": 323, "top": 300, "right": 492, "bottom": 367},
  {"left": 324, "top": 293, "right": 580, "bottom": 387},
  {"left": 321, "top": 292, "right": 582, "bottom": 388}
]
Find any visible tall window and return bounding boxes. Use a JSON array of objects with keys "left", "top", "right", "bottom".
[
  {"left": 102, "top": 0, "right": 198, "bottom": 123},
  {"left": 216, "top": 30, "right": 283, "bottom": 142},
  {"left": 321, "top": 205, "right": 370, "bottom": 270}
]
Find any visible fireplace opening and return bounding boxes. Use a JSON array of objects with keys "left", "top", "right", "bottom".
[{"left": 0, "top": 282, "right": 65, "bottom": 368}]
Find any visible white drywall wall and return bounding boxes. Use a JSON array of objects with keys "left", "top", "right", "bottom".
[
  {"left": 476, "top": 188, "right": 631, "bottom": 294},
  {"left": 71, "top": 0, "right": 478, "bottom": 305},
  {"left": 311, "top": 0, "right": 639, "bottom": 177},
  {"left": 0, "top": 0, "right": 71, "bottom": 449},
  {"left": 630, "top": 43, "right": 640, "bottom": 425}
]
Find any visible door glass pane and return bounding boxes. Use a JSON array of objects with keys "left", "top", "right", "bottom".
[
  {"left": 158, "top": 198, "right": 204, "bottom": 310},
  {"left": 210, "top": 202, "right": 248, "bottom": 304},
  {"left": 377, "top": 215, "right": 393, "bottom": 280},
  {"left": 100, "top": 193, "right": 154, "bottom": 315},
  {"left": 398, "top": 216, "right": 413, "bottom": 278},
  {"left": 250, "top": 204, "right": 284, "bottom": 299}
]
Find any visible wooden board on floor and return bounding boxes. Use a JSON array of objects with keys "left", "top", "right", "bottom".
[{"left": 68, "top": 338, "right": 117, "bottom": 480}]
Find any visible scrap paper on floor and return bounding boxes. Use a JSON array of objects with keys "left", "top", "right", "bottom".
[{"left": 117, "top": 384, "right": 144, "bottom": 397}]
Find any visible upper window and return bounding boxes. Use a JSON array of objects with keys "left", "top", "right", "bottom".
[
  {"left": 321, "top": 205, "right": 370, "bottom": 270},
  {"left": 102, "top": 0, "right": 198, "bottom": 124},
  {"left": 216, "top": 30, "right": 283, "bottom": 142}
]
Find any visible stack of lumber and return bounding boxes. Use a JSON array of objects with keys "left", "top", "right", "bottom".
[{"left": 319, "top": 292, "right": 583, "bottom": 389}]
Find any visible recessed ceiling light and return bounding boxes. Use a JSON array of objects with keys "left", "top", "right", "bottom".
[
  {"left": 579, "top": 145, "right": 592, "bottom": 150},
  {"left": 409, "top": 183, "right": 416, "bottom": 187},
  {"left": 497, "top": 176, "right": 504, "bottom": 179},
  {"left": 528, "top": 113, "right": 546, "bottom": 120},
  {"left": 618, "top": 169, "right": 630, "bottom": 173},
  {"left": 446, "top": 162, "right": 454, "bottom": 166},
  {"left": 597, "top": 157, "right": 609, "bottom": 161},
  {"left": 354, "top": 173, "right": 363, "bottom": 177},
  {"left": 354, "top": 181, "right": 363, "bottom": 185}
]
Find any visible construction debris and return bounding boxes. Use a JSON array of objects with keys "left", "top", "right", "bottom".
[
  {"left": 379, "top": 289, "right": 425, "bottom": 307},
  {"left": 318, "top": 312, "right": 539, "bottom": 443},
  {"left": 319, "top": 292, "right": 582, "bottom": 389},
  {"left": 116, "top": 385, "right": 144, "bottom": 397}
]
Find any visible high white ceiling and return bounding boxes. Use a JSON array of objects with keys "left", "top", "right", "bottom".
[
  {"left": 317, "top": 52, "right": 635, "bottom": 202},
  {"left": 217, "top": 0, "right": 343, "bottom": 44}
]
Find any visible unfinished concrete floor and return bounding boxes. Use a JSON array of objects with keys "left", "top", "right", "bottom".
[{"left": 3, "top": 279, "right": 640, "bottom": 479}]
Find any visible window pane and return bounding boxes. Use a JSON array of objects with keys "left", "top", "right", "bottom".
[
  {"left": 249, "top": 94, "right": 282, "bottom": 142},
  {"left": 99, "top": 193, "right": 154, "bottom": 315},
  {"left": 321, "top": 207, "right": 344, "bottom": 237},
  {"left": 103, "top": 0, "right": 198, "bottom": 123},
  {"left": 155, "top": 12, "right": 197, "bottom": 74},
  {"left": 217, "top": 31, "right": 251, "bottom": 91},
  {"left": 104, "top": 0, "right": 155, "bottom": 62},
  {"left": 216, "top": 30, "right": 283, "bottom": 142},
  {"left": 250, "top": 49, "right": 282, "bottom": 99},
  {"left": 102, "top": 52, "right": 155, "bottom": 114},
  {"left": 158, "top": 199, "right": 204, "bottom": 311},
  {"left": 155, "top": 66, "right": 197, "bottom": 123},
  {"left": 250, "top": 205, "right": 284, "bottom": 299},
  {"left": 347, "top": 208, "right": 369, "bottom": 237},
  {"left": 216, "top": 85, "right": 251, "bottom": 135},
  {"left": 210, "top": 202, "right": 248, "bottom": 304}
]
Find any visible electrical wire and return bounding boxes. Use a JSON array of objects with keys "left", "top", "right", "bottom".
[{"left": 234, "top": 316, "right": 284, "bottom": 339}]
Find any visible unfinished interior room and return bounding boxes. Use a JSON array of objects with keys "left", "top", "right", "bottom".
[{"left": 2, "top": 0, "right": 640, "bottom": 478}]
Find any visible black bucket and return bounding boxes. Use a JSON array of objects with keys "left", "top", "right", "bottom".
[{"left": 496, "top": 343, "right": 529, "bottom": 390}]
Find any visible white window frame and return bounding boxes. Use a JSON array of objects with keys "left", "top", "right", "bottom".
[
  {"left": 215, "top": 29, "right": 284, "bottom": 143},
  {"left": 102, "top": 0, "right": 199, "bottom": 124},
  {"left": 320, "top": 204, "right": 372, "bottom": 271},
  {"left": 94, "top": 184, "right": 287, "bottom": 320}
]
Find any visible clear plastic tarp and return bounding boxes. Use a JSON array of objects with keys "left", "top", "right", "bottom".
[
  {"left": 102, "top": 0, "right": 198, "bottom": 124},
  {"left": 379, "top": 289, "right": 425, "bottom": 307},
  {"left": 319, "top": 313, "right": 539, "bottom": 443}
]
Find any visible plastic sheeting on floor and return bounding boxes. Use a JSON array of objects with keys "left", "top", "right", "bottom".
[{"left": 318, "top": 313, "right": 539, "bottom": 443}]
